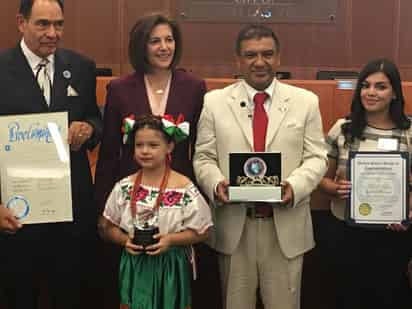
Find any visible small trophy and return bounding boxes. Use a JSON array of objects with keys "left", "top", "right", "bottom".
[{"left": 133, "top": 222, "right": 159, "bottom": 250}]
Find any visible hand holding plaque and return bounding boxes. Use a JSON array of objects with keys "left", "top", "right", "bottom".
[
  {"left": 133, "top": 223, "right": 159, "bottom": 251},
  {"left": 334, "top": 167, "right": 351, "bottom": 200}
]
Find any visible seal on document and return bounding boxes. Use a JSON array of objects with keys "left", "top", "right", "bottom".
[{"left": 6, "top": 196, "right": 30, "bottom": 219}]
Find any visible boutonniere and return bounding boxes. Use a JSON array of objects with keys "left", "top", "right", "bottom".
[
  {"left": 121, "top": 114, "right": 136, "bottom": 144},
  {"left": 161, "top": 114, "right": 189, "bottom": 143}
]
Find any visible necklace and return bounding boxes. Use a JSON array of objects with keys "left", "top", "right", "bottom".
[
  {"left": 130, "top": 165, "right": 171, "bottom": 219},
  {"left": 145, "top": 73, "right": 171, "bottom": 96}
]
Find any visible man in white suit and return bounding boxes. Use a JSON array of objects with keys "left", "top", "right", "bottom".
[{"left": 193, "top": 24, "right": 327, "bottom": 309}]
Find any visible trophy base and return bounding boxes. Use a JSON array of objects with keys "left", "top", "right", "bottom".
[
  {"left": 229, "top": 186, "right": 282, "bottom": 202},
  {"left": 133, "top": 227, "right": 159, "bottom": 249}
]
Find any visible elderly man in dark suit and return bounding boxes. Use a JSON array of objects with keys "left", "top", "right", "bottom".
[
  {"left": 0, "top": 1, "right": 102, "bottom": 308},
  {"left": 0, "top": 205, "right": 22, "bottom": 233}
]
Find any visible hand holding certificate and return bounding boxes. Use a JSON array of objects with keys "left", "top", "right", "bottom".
[
  {"left": 346, "top": 151, "right": 410, "bottom": 227},
  {"left": 0, "top": 112, "right": 73, "bottom": 224}
]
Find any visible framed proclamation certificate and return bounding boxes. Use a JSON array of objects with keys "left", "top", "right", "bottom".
[
  {"left": 0, "top": 112, "right": 73, "bottom": 224},
  {"left": 346, "top": 151, "right": 410, "bottom": 227}
]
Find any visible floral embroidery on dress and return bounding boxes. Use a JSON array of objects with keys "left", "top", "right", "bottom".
[
  {"left": 120, "top": 183, "right": 133, "bottom": 201},
  {"left": 162, "top": 191, "right": 183, "bottom": 207},
  {"left": 134, "top": 187, "right": 150, "bottom": 202},
  {"left": 181, "top": 193, "right": 192, "bottom": 207},
  {"left": 162, "top": 192, "right": 193, "bottom": 208},
  {"left": 119, "top": 181, "right": 194, "bottom": 209}
]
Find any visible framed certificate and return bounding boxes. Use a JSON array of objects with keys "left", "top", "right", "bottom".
[
  {"left": 228, "top": 152, "right": 282, "bottom": 202},
  {"left": 346, "top": 151, "right": 410, "bottom": 227},
  {"left": 0, "top": 112, "right": 73, "bottom": 224}
]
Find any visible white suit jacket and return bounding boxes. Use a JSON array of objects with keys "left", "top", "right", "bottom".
[{"left": 193, "top": 80, "right": 328, "bottom": 258}]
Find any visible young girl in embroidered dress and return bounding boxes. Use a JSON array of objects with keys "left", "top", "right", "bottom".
[{"left": 99, "top": 114, "right": 213, "bottom": 309}]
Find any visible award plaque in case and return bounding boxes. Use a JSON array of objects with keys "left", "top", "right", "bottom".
[{"left": 228, "top": 152, "right": 282, "bottom": 202}]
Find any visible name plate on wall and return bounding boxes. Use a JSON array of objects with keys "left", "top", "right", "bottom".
[{"left": 177, "top": 0, "right": 338, "bottom": 23}]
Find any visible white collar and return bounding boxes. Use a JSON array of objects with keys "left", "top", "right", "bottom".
[
  {"left": 20, "top": 39, "right": 54, "bottom": 71},
  {"left": 242, "top": 78, "right": 276, "bottom": 103}
]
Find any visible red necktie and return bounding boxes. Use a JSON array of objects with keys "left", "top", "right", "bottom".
[{"left": 253, "top": 92, "right": 268, "bottom": 152}]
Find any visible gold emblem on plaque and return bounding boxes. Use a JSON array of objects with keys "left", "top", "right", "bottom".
[{"left": 237, "top": 175, "right": 280, "bottom": 186}]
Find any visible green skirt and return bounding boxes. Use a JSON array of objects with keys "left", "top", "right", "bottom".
[{"left": 119, "top": 247, "right": 191, "bottom": 309}]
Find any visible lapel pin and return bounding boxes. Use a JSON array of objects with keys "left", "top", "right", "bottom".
[{"left": 63, "top": 70, "right": 71, "bottom": 79}]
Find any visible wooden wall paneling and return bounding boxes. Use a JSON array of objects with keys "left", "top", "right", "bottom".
[
  {"left": 0, "top": 2, "right": 20, "bottom": 49},
  {"left": 177, "top": 0, "right": 349, "bottom": 80},
  {"left": 4, "top": 0, "right": 412, "bottom": 81},
  {"left": 402, "top": 82, "right": 412, "bottom": 115},
  {"left": 62, "top": 0, "right": 122, "bottom": 75},
  {"left": 392, "top": 0, "right": 401, "bottom": 65},
  {"left": 96, "top": 77, "right": 115, "bottom": 105},
  {"left": 121, "top": 0, "right": 172, "bottom": 75},
  {"left": 274, "top": 66, "right": 319, "bottom": 81},
  {"left": 334, "top": 88, "right": 353, "bottom": 121},
  {"left": 274, "top": 0, "right": 347, "bottom": 68},
  {"left": 179, "top": 23, "right": 241, "bottom": 78},
  {"left": 351, "top": 0, "right": 398, "bottom": 66},
  {"left": 398, "top": 0, "right": 412, "bottom": 69},
  {"left": 176, "top": 0, "right": 350, "bottom": 79},
  {"left": 400, "top": 68, "right": 412, "bottom": 82},
  {"left": 286, "top": 80, "right": 336, "bottom": 132},
  {"left": 275, "top": 24, "right": 318, "bottom": 67}
]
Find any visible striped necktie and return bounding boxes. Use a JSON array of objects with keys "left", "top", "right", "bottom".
[{"left": 35, "top": 58, "right": 51, "bottom": 105}]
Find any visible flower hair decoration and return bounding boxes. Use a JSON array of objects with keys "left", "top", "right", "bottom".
[
  {"left": 161, "top": 114, "right": 189, "bottom": 143},
  {"left": 121, "top": 114, "right": 136, "bottom": 144}
]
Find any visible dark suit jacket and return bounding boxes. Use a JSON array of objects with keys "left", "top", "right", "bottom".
[
  {"left": 94, "top": 69, "right": 206, "bottom": 212},
  {"left": 0, "top": 45, "right": 102, "bottom": 239}
]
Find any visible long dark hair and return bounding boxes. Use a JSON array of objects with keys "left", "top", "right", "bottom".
[{"left": 342, "top": 58, "right": 410, "bottom": 146}]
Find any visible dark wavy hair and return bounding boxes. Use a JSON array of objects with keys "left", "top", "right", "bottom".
[
  {"left": 126, "top": 115, "right": 173, "bottom": 153},
  {"left": 342, "top": 58, "right": 410, "bottom": 146},
  {"left": 128, "top": 14, "right": 182, "bottom": 73},
  {"left": 19, "top": 0, "right": 64, "bottom": 18}
]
